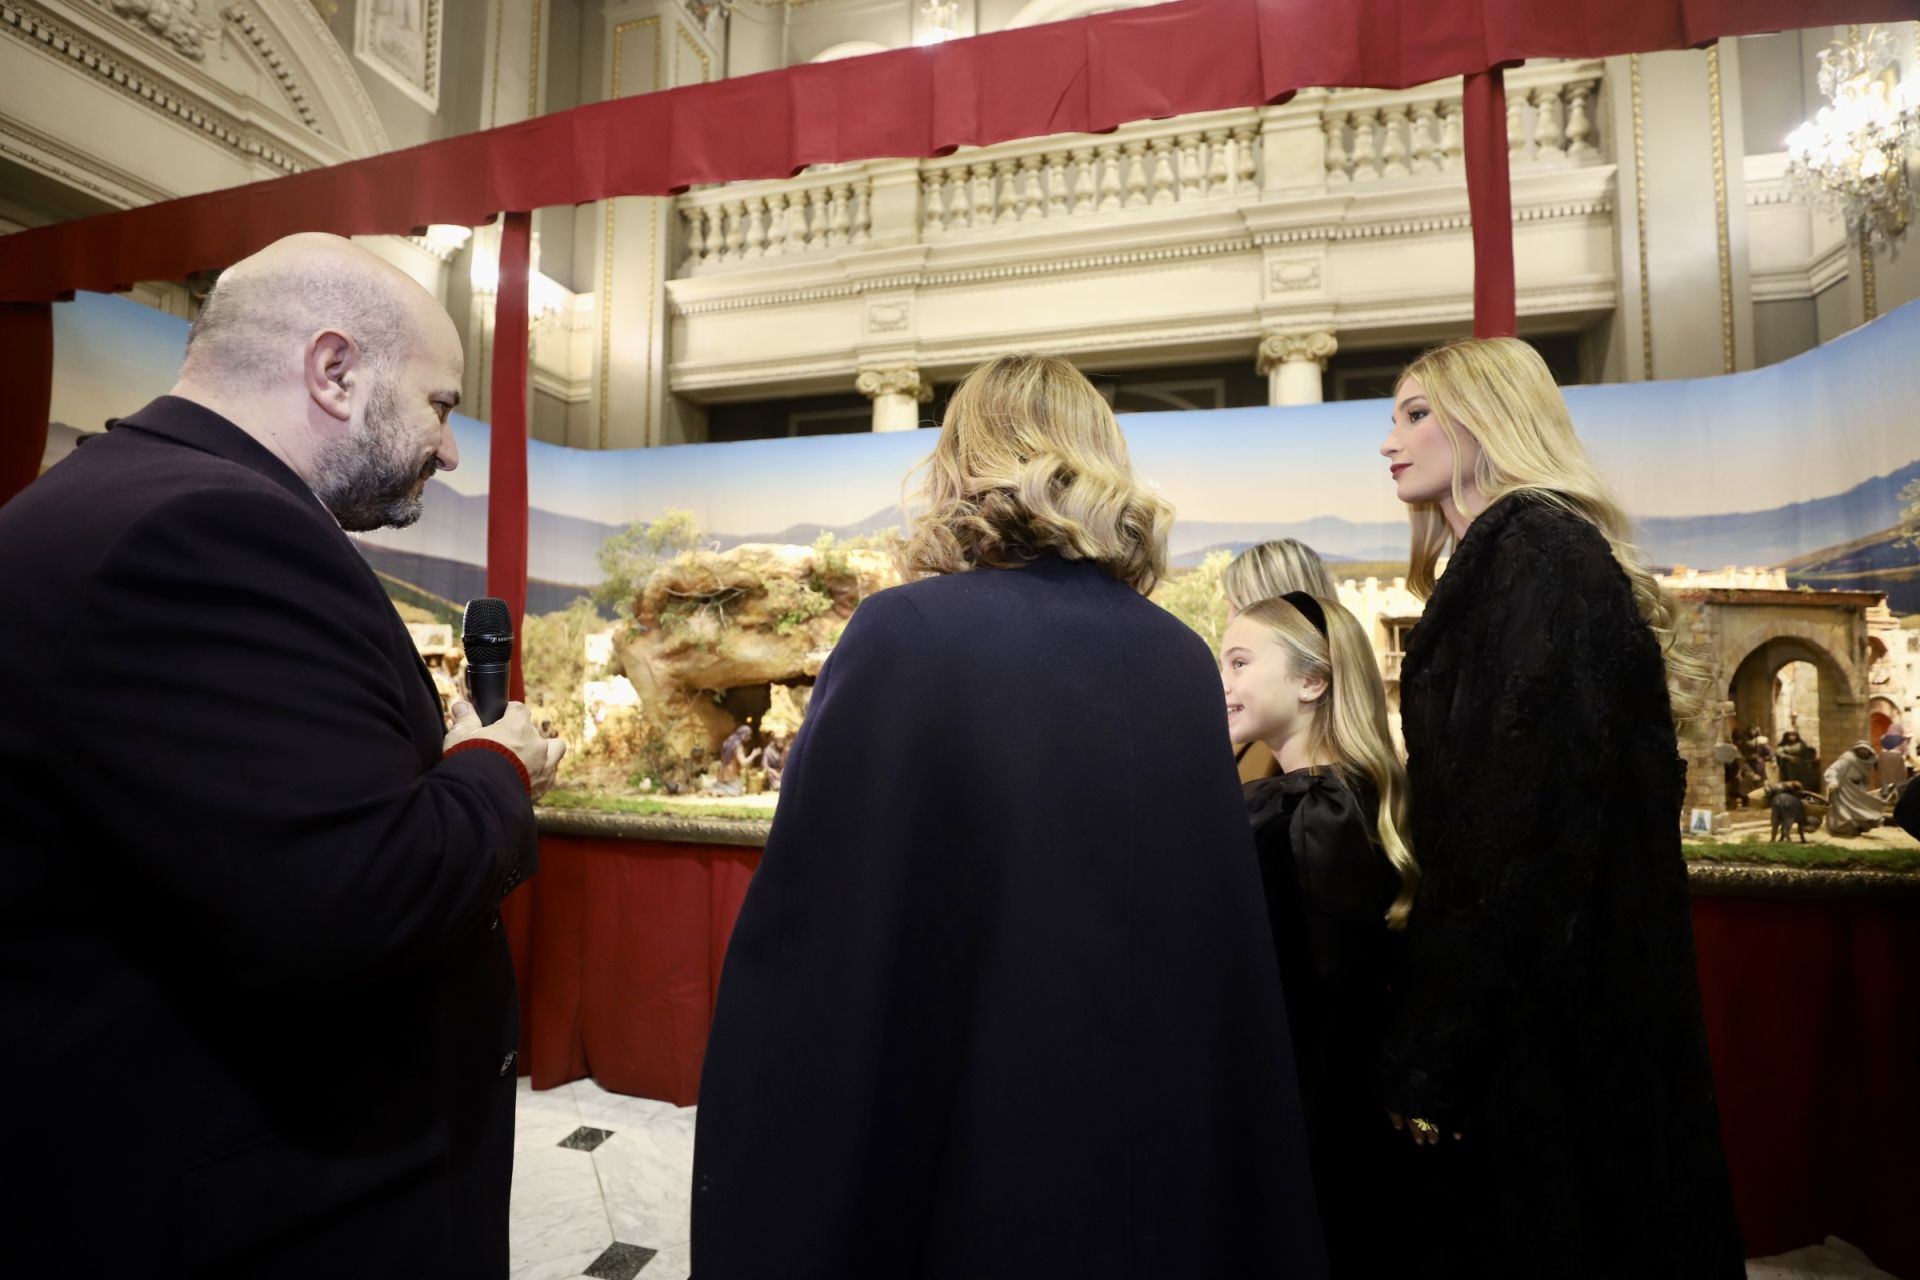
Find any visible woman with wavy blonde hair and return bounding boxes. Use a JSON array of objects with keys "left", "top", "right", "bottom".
[
  {"left": 1375, "top": 337, "right": 1741, "bottom": 1279},
  {"left": 1222, "top": 538, "right": 1338, "bottom": 618},
  {"left": 1220, "top": 589, "right": 1417, "bottom": 1274},
  {"left": 696, "top": 354, "right": 1328, "bottom": 1278}
]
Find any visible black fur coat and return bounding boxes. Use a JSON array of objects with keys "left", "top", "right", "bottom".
[{"left": 1380, "top": 493, "right": 1743, "bottom": 1278}]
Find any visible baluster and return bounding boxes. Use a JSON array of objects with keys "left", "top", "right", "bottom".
[
  {"left": 1204, "top": 128, "right": 1231, "bottom": 197},
  {"left": 991, "top": 160, "right": 1018, "bottom": 224},
  {"left": 1176, "top": 132, "right": 1204, "bottom": 201},
  {"left": 1349, "top": 108, "right": 1380, "bottom": 181},
  {"left": 1381, "top": 105, "right": 1411, "bottom": 177},
  {"left": 743, "top": 196, "right": 768, "bottom": 259},
  {"left": 807, "top": 187, "right": 831, "bottom": 249},
  {"left": 1122, "top": 141, "right": 1150, "bottom": 208},
  {"left": 766, "top": 193, "right": 789, "bottom": 258},
  {"left": 1441, "top": 100, "right": 1464, "bottom": 172},
  {"left": 722, "top": 201, "right": 746, "bottom": 260},
  {"left": 1013, "top": 156, "right": 1041, "bottom": 221},
  {"left": 851, "top": 183, "right": 871, "bottom": 245},
  {"left": 1045, "top": 152, "right": 1071, "bottom": 218},
  {"left": 1097, "top": 143, "right": 1124, "bottom": 211},
  {"left": 827, "top": 183, "right": 852, "bottom": 247},
  {"left": 1148, "top": 137, "right": 1177, "bottom": 204},
  {"left": 1532, "top": 86, "right": 1566, "bottom": 163},
  {"left": 1410, "top": 102, "right": 1441, "bottom": 174},
  {"left": 971, "top": 163, "right": 995, "bottom": 227},
  {"left": 1323, "top": 110, "right": 1350, "bottom": 184},
  {"left": 1506, "top": 90, "right": 1528, "bottom": 164},
  {"left": 922, "top": 172, "right": 946, "bottom": 233},
  {"left": 1565, "top": 80, "right": 1598, "bottom": 161},
  {"left": 1070, "top": 146, "right": 1097, "bottom": 214},
  {"left": 1232, "top": 122, "right": 1259, "bottom": 192},
  {"left": 945, "top": 167, "right": 971, "bottom": 229},
  {"left": 703, "top": 206, "right": 725, "bottom": 262},
  {"left": 681, "top": 205, "right": 706, "bottom": 271},
  {"left": 789, "top": 190, "right": 813, "bottom": 250}
]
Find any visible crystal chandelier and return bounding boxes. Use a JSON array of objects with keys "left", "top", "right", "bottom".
[
  {"left": 915, "top": 0, "right": 959, "bottom": 45},
  {"left": 1786, "top": 25, "right": 1920, "bottom": 247}
]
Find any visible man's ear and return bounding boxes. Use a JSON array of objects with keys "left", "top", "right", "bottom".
[{"left": 305, "top": 329, "right": 358, "bottom": 424}]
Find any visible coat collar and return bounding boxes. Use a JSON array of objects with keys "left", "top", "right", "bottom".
[
  {"left": 1404, "top": 490, "right": 1553, "bottom": 662},
  {"left": 110, "top": 395, "right": 333, "bottom": 520}
]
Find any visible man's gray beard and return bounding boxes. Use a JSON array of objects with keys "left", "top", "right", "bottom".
[{"left": 312, "top": 376, "right": 436, "bottom": 532}]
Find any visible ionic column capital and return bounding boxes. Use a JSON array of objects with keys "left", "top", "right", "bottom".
[
  {"left": 1256, "top": 329, "right": 1339, "bottom": 375},
  {"left": 855, "top": 365, "right": 934, "bottom": 403}
]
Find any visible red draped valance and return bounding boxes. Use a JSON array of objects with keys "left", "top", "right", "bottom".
[{"left": 0, "top": 0, "right": 1905, "bottom": 304}]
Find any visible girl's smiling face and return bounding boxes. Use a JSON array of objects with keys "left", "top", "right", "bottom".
[{"left": 1220, "top": 615, "right": 1320, "bottom": 749}]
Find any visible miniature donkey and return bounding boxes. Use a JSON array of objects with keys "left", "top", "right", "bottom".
[{"left": 1767, "top": 782, "right": 1815, "bottom": 844}]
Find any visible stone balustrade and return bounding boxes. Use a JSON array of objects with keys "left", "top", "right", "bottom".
[{"left": 671, "top": 58, "right": 1607, "bottom": 279}]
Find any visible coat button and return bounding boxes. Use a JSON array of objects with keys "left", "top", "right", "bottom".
[
  {"left": 489, "top": 911, "right": 501, "bottom": 931},
  {"left": 499, "top": 1050, "right": 517, "bottom": 1076}
]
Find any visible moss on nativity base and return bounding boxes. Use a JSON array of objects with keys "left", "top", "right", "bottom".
[
  {"left": 538, "top": 788, "right": 777, "bottom": 825},
  {"left": 1681, "top": 837, "right": 1920, "bottom": 873}
]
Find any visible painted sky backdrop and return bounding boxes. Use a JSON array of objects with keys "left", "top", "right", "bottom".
[{"left": 47, "top": 291, "right": 1920, "bottom": 588}]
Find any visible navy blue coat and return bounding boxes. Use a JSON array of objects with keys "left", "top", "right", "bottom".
[
  {"left": 0, "top": 397, "right": 536, "bottom": 1277},
  {"left": 692, "top": 554, "right": 1326, "bottom": 1278}
]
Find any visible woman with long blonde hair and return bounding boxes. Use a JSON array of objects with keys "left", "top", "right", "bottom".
[
  {"left": 1220, "top": 590, "right": 1416, "bottom": 1274},
  {"left": 697, "top": 354, "right": 1327, "bottom": 1278},
  {"left": 1376, "top": 337, "right": 1740, "bottom": 1278}
]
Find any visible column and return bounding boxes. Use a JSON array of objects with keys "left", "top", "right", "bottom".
[
  {"left": 856, "top": 366, "right": 934, "bottom": 432},
  {"left": 1257, "top": 330, "right": 1337, "bottom": 406}
]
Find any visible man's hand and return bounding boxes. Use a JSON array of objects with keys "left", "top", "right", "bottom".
[{"left": 445, "top": 700, "right": 566, "bottom": 800}]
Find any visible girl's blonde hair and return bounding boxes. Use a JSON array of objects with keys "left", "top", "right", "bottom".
[
  {"left": 899, "top": 354, "right": 1172, "bottom": 593},
  {"left": 1240, "top": 593, "right": 1419, "bottom": 930},
  {"left": 1398, "top": 337, "right": 1708, "bottom": 724},
  {"left": 1223, "top": 538, "right": 1338, "bottom": 613}
]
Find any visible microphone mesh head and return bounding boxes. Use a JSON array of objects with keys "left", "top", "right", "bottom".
[{"left": 462, "top": 597, "right": 514, "bottom": 664}]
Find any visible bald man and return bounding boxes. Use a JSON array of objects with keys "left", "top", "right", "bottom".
[{"left": 0, "top": 234, "right": 560, "bottom": 1278}]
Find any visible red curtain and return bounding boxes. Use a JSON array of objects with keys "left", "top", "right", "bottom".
[
  {"left": 511, "top": 836, "right": 1920, "bottom": 1272},
  {"left": 0, "top": 303, "right": 52, "bottom": 506},
  {"left": 485, "top": 212, "right": 532, "bottom": 697},
  {"left": 1463, "top": 70, "right": 1518, "bottom": 339},
  {"left": 0, "top": 0, "right": 1905, "bottom": 306}
]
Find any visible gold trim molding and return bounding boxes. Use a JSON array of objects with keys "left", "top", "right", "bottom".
[
  {"left": 1630, "top": 53, "right": 1654, "bottom": 380},
  {"left": 1707, "top": 45, "right": 1735, "bottom": 375}
]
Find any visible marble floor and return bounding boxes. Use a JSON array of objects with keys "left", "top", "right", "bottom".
[
  {"left": 508, "top": 1080, "right": 1902, "bottom": 1280},
  {"left": 510, "top": 1079, "right": 695, "bottom": 1280}
]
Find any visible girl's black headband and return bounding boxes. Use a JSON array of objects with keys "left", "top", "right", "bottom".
[{"left": 1280, "top": 590, "right": 1329, "bottom": 640}]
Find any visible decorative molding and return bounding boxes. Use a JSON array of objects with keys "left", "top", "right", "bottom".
[
  {"left": 223, "top": 5, "right": 322, "bottom": 132},
  {"left": 675, "top": 23, "right": 710, "bottom": 85},
  {"left": 1256, "top": 329, "right": 1337, "bottom": 373},
  {"left": 487, "top": 0, "right": 504, "bottom": 128},
  {"left": 1706, "top": 45, "right": 1735, "bottom": 374},
  {"left": 1630, "top": 53, "right": 1654, "bottom": 380},
  {"left": 0, "top": 114, "right": 171, "bottom": 206},
  {"left": 855, "top": 366, "right": 933, "bottom": 402},
  {"left": 1860, "top": 234, "right": 1878, "bottom": 321},
  {"left": 354, "top": 0, "right": 441, "bottom": 112},
  {"left": 1, "top": 3, "right": 306, "bottom": 173},
  {"left": 1266, "top": 256, "right": 1321, "bottom": 292},
  {"left": 101, "top": 0, "right": 217, "bottom": 60},
  {"left": 670, "top": 193, "right": 1610, "bottom": 318},
  {"left": 527, "top": 0, "right": 542, "bottom": 116},
  {"left": 866, "top": 299, "right": 910, "bottom": 332}
]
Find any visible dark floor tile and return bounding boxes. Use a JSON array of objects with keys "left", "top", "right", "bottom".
[
  {"left": 558, "top": 1125, "right": 615, "bottom": 1152},
  {"left": 584, "top": 1241, "right": 657, "bottom": 1279}
]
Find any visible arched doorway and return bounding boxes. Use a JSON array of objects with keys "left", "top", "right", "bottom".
[
  {"left": 1870, "top": 695, "right": 1899, "bottom": 747},
  {"left": 1727, "top": 636, "right": 1851, "bottom": 765}
]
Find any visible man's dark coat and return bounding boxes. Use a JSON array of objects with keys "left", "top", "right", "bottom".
[
  {"left": 692, "top": 555, "right": 1327, "bottom": 1279},
  {"left": 1381, "top": 493, "right": 1744, "bottom": 1279},
  {"left": 0, "top": 397, "right": 536, "bottom": 1277}
]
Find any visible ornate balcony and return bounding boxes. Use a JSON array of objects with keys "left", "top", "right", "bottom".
[{"left": 665, "top": 60, "right": 1615, "bottom": 401}]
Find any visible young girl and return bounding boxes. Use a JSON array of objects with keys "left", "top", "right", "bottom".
[{"left": 1220, "top": 589, "right": 1417, "bottom": 1276}]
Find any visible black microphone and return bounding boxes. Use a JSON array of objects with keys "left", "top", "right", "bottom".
[{"left": 462, "top": 597, "right": 514, "bottom": 726}]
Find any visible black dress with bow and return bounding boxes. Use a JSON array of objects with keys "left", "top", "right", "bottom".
[{"left": 1246, "top": 768, "right": 1406, "bottom": 1276}]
